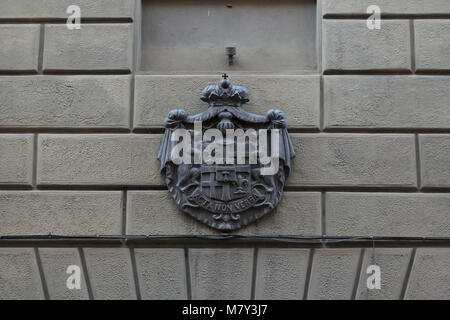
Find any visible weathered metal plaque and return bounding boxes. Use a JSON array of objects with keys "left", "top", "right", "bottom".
[{"left": 158, "top": 75, "right": 295, "bottom": 231}]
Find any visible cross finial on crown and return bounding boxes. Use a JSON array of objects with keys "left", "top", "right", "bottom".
[{"left": 200, "top": 74, "right": 249, "bottom": 107}]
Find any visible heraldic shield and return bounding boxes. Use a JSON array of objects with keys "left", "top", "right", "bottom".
[{"left": 158, "top": 74, "right": 295, "bottom": 231}]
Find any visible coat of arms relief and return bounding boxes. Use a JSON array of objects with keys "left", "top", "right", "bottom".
[{"left": 158, "top": 74, "right": 295, "bottom": 231}]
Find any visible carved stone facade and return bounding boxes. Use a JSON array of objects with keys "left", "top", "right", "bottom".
[{"left": 0, "top": 0, "right": 448, "bottom": 300}]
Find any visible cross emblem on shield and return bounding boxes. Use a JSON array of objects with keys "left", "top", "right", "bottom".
[{"left": 201, "top": 165, "right": 251, "bottom": 202}]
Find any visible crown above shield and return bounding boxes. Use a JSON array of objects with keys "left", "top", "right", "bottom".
[{"left": 200, "top": 73, "right": 249, "bottom": 107}]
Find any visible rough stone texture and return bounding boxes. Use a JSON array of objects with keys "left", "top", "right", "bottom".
[
  {"left": 288, "top": 134, "right": 416, "bottom": 187},
  {"left": 406, "top": 248, "right": 450, "bottom": 300},
  {"left": 326, "top": 193, "right": 450, "bottom": 237},
  {"left": 324, "top": 76, "right": 450, "bottom": 129},
  {"left": 415, "top": 21, "right": 450, "bottom": 71},
  {"left": 356, "top": 248, "right": 412, "bottom": 300},
  {"left": 37, "top": 134, "right": 163, "bottom": 186},
  {"left": 127, "top": 191, "right": 210, "bottom": 235},
  {"left": 43, "top": 24, "right": 133, "bottom": 72},
  {"left": 83, "top": 248, "right": 136, "bottom": 300},
  {"left": 0, "top": 134, "right": 33, "bottom": 185},
  {"left": 0, "top": 0, "right": 135, "bottom": 19},
  {"left": 126, "top": 191, "right": 321, "bottom": 236},
  {"left": 0, "top": 248, "right": 44, "bottom": 300},
  {"left": 420, "top": 135, "right": 450, "bottom": 188},
  {"left": 323, "top": 20, "right": 411, "bottom": 72},
  {"left": 189, "top": 249, "right": 253, "bottom": 299},
  {"left": 38, "top": 248, "right": 89, "bottom": 300},
  {"left": 308, "top": 249, "right": 361, "bottom": 300},
  {"left": 0, "top": 76, "right": 131, "bottom": 128},
  {"left": 322, "top": 0, "right": 450, "bottom": 16},
  {"left": 134, "top": 75, "right": 320, "bottom": 129},
  {"left": 242, "top": 192, "right": 321, "bottom": 236},
  {"left": 0, "top": 191, "right": 122, "bottom": 235},
  {"left": 255, "top": 249, "right": 310, "bottom": 299},
  {"left": 0, "top": 25, "right": 39, "bottom": 72},
  {"left": 134, "top": 248, "right": 187, "bottom": 300}
]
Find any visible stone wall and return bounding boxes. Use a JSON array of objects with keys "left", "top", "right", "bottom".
[{"left": 0, "top": 0, "right": 448, "bottom": 299}]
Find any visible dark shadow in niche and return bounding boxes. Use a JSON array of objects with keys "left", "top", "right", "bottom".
[{"left": 140, "top": 0, "right": 317, "bottom": 73}]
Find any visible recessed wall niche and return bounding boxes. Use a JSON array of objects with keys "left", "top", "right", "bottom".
[{"left": 140, "top": 0, "right": 317, "bottom": 73}]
